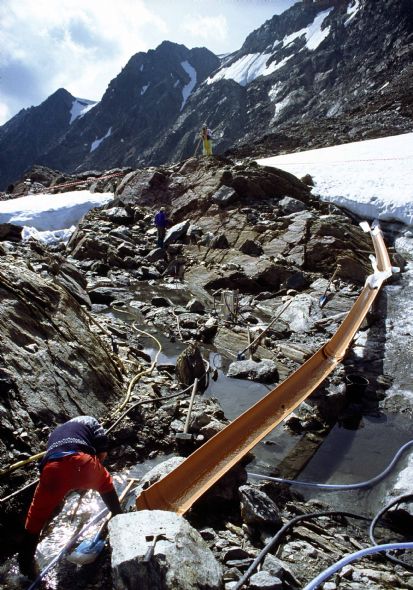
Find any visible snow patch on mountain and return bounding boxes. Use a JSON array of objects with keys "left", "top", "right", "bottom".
[
  {"left": 141, "top": 83, "right": 150, "bottom": 96},
  {"left": 70, "top": 99, "right": 97, "bottom": 124},
  {"left": 283, "top": 27, "right": 307, "bottom": 48},
  {"left": 304, "top": 8, "right": 334, "bottom": 51},
  {"left": 207, "top": 8, "right": 333, "bottom": 88},
  {"left": 90, "top": 127, "right": 112, "bottom": 152},
  {"left": 272, "top": 94, "right": 292, "bottom": 121},
  {"left": 277, "top": 8, "right": 334, "bottom": 52},
  {"left": 180, "top": 61, "right": 197, "bottom": 111},
  {"left": 207, "top": 51, "right": 289, "bottom": 87},
  {"left": 0, "top": 190, "right": 113, "bottom": 232},
  {"left": 268, "top": 81, "right": 283, "bottom": 101},
  {"left": 268, "top": 54, "right": 293, "bottom": 74},
  {"left": 345, "top": 0, "right": 361, "bottom": 26}
]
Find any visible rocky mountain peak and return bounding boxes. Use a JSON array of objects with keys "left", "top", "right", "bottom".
[{"left": 48, "top": 87, "right": 74, "bottom": 102}]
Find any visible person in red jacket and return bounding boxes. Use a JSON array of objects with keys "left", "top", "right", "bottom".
[{"left": 19, "top": 416, "right": 122, "bottom": 579}]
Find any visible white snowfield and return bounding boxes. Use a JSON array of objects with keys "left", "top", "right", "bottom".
[
  {"left": 257, "top": 132, "right": 413, "bottom": 226},
  {"left": 0, "top": 190, "right": 113, "bottom": 242}
]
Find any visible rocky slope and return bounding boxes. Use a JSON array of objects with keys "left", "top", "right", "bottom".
[
  {"left": 2, "top": 155, "right": 411, "bottom": 590},
  {"left": 1, "top": 0, "right": 412, "bottom": 190}
]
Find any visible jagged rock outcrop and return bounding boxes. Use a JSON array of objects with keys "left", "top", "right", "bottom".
[
  {"left": 65, "top": 156, "right": 372, "bottom": 299},
  {"left": 0, "top": 256, "right": 123, "bottom": 462},
  {"left": 41, "top": 43, "right": 220, "bottom": 176}
]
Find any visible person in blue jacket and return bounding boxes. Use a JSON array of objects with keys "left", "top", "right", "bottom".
[{"left": 154, "top": 207, "right": 168, "bottom": 248}]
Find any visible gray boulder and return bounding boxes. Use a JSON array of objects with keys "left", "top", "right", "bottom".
[
  {"left": 0, "top": 223, "right": 22, "bottom": 242},
  {"left": 211, "top": 234, "right": 230, "bottom": 249},
  {"left": 164, "top": 220, "right": 190, "bottom": 248},
  {"left": 186, "top": 298, "right": 206, "bottom": 313},
  {"left": 239, "top": 485, "right": 283, "bottom": 528},
  {"left": 277, "top": 293, "right": 322, "bottom": 333},
  {"left": 211, "top": 185, "right": 238, "bottom": 206},
  {"left": 262, "top": 554, "right": 301, "bottom": 587},
  {"left": 109, "top": 510, "right": 223, "bottom": 590},
  {"left": 145, "top": 248, "right": 167, "bottom": 262},
  {"left": 102, "top": 206, "right": 134, "bottom": 224},
  {"left": 227, "top": 359, "right": 279, "bottom": 383},
  {"left": 240, "top": 239, "right": 263, "bottom": 257},
  {"left": 138, "top": 456, "right": 185, "bottom": 491},
  {"left": 249, "top": 571, "right": 283, "bottom": 590},
  {"left": 278, "top": 197, "right": 307, "bottom": 215}
]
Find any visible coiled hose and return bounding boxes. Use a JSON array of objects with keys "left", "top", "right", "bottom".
[{"left": 234, "top": 441, "right": 413, "bottom": 588}]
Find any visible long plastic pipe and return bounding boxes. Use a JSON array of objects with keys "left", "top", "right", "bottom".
[
  {"left": 302, "top": 543, "right": 413, "bottom": 590},
  {"left": 137, "top": 223, "right": 394, "bottom": 514},
  {"left": 248, "top": 439, "right": 413, "bottom": 490}
]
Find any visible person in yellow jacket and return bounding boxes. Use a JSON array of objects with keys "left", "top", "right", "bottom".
[{"left": 200, "top": 123, "right": 213, "bottom": 156}]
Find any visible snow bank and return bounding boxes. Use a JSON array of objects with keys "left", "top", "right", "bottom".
[
  {"left": 0, "top": 190, "right": 113, "bottom": 231},
  {"left": 257, "top": 133, "right": 413, "bottom": 226}
]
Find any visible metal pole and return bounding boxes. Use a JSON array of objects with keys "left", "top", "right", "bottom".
[
  {"left": 183, "top": 378, "right": 199, "bottom": 434},
  {"left": 247, "top": 327, "right": 253, "bottom": 360}
]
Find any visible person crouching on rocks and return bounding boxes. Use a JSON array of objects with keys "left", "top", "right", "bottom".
[
  {"left": 154, "top": 206, "right": 168, "bottom": 248},
  {"left": 18, "top": 416, "right": 122, "bottom": 580}
]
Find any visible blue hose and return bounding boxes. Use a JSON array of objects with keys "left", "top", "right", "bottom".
[
  {"left": 248, "top": 439, "right": 413, "bottom": 490},
  {"left": 302, "top": 543, "right": 413, "bottom": 590}
]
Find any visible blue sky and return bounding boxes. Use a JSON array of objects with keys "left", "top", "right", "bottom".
[{"left": 0, "top": 0, "right": 297, "bottom": 125}]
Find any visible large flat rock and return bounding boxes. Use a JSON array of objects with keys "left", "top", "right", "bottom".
[{"left": 108, "top": 510, "right": 223, "bottom": 590}]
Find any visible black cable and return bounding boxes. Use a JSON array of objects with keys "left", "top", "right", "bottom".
[
  {"left": 369, "top": 493, "right": 413, "bottom": 572},
  {"left": 233, "top": 510, "right": 369, "bottom": 590}
]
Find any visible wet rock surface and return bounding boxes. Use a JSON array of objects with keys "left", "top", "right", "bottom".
[{"left": 0, "top": 156, "right": 412, "bottom": 589}]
